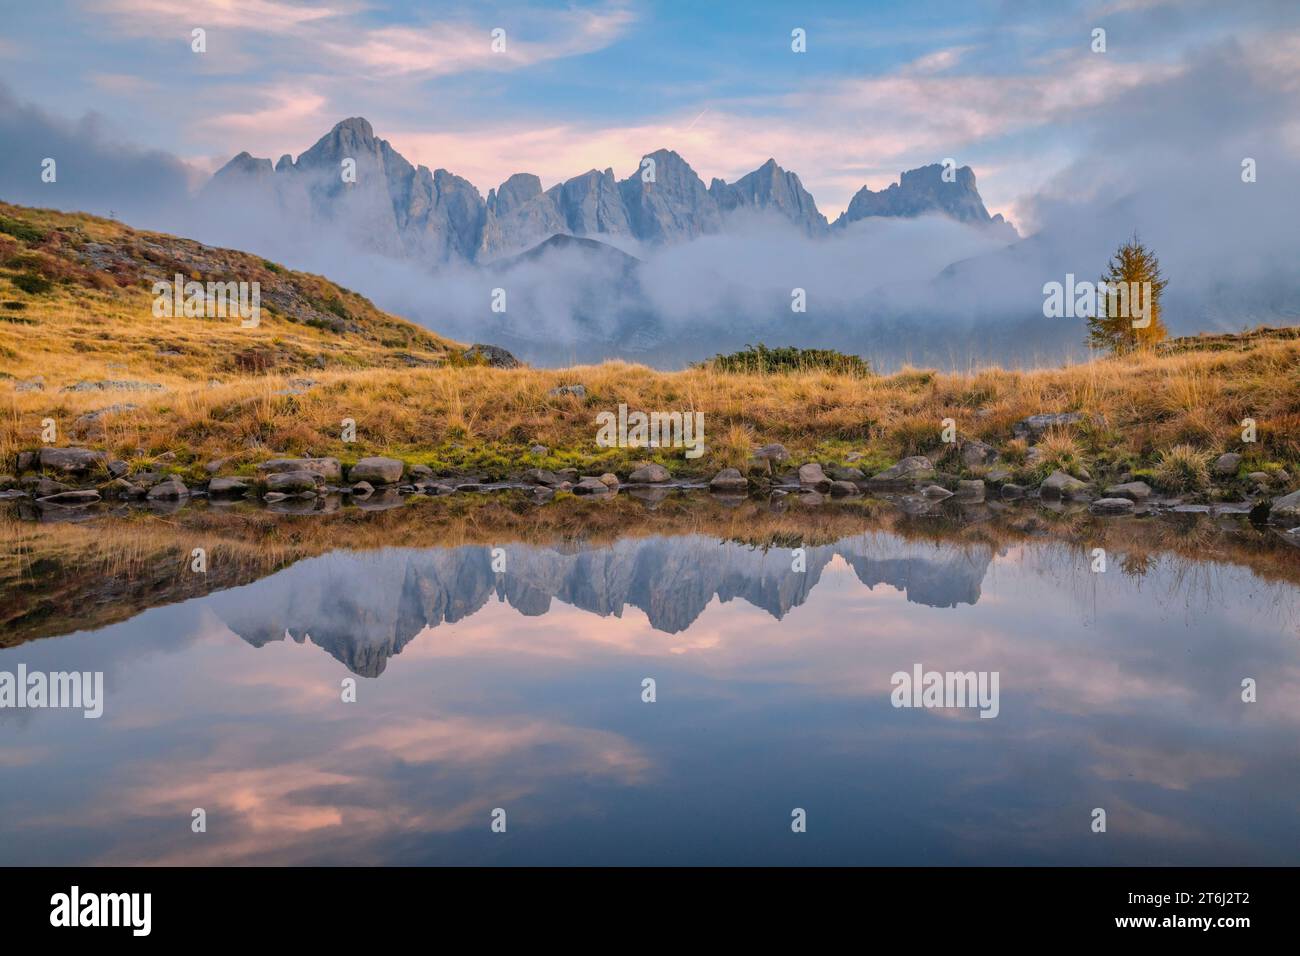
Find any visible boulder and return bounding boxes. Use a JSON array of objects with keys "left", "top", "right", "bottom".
[
  {"left": 798, "top": 462, "right": 831, "bottom": 491},
  {"left": 348, "top": 457, "right": 404, "bottom": 484},
  {"left": 0, "top": 475, "right": 15, "bottom": 492},
  {"left": 146, "top": 476, "right": 189, "bottom": 500},
  {"left": 1000, "top": 483, "right": 1027, "bottom": 499},
  {"left": 709, "top": 468, "right": 748, "bottom": 492},
  {"left": 107, "top": 459, "right": 130, "bottom": 478},
  {"left": 522, "top": 467, "right": 563, "bottom": 487},
  {"left": 33, "top": 478, "right": 72, "bottom": 497},
  {"left": 265, "top": 470, "right": 321, "bottom": 494},
  {"left": 1268, "top": 490, "right": 1300, "bottom": 526},
  {"left": 1040, "top": 469, "right": 1089, "bottom": 499},
  {"left": 628, "top": 463, "right": 671, "bottom": 484},
  {"left": 257, "top": 457, "right": 342, "bottom": 480},
  {"left": 1012, "top": 412, "right": 1086, "bottom": 441},
  {"left": 1090, "top": 497, "right": 1136, "bottom": 515},
  {"left": 463, "top": 344, "right": 520, "bottom": 368},
  {"left": 572, "top": 477, "right": 612, "bottom": 495},
  {"left": 753, "top": 443, "right": 790, "bottom": 462},
  {"left": 828, "top": 480, "right": 859, "bottom": 497},
  {"left": 208, "top": 477, "right": 250, "bottom": 496},
  {"left": 598, "top": 473, "right": 620, "bottom": 489},
  {"left": 960, "top": 439, "right": 999, "bottom": 468},
  {"left": 1103, "top": 481, "right": 1152, "bottom": 501},
  {"left": 1213, "top": 452, "right": 1242, "bottom": 478},
  {"left": 868, "top": 456, "right": 935, "bottom": 485},
  {"left": 409, "top": 464, "right": 434, "bottom": 479},
  {"left": 38, "top": 447, "right": 107, "bottom": 474},
  {"left": 921, "top": 485, "right": 953, "bottom": 499},
  {"left": 827, "top": 466, "right": 865, "bottom": 481},
  {"left": 102, "top": 478, "right": 141, "bottom": 499}
]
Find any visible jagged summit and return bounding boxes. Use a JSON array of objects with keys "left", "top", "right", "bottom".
[
  {"left": 835, "top": 163, "right": 1015, "bottom": 237},
  {"left": 207, "top": 117, "right": 1015, "bottom": 265}
]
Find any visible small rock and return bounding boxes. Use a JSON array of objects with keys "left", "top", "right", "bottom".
[
  {"left": 1213, "top": 452, "right": 1242, "bottom": 477},
  {"left": 529, "top": 444, "right": 548, "bottom": 456},
  {"left": 102, "top": 478, "right": 141, "bottom": 499},
  {"left": 628, "top": 463, "right": 671, "bottom": 484},
  {"left": 34, "top": 478, "right": 72, "bottom": 497},
  {"left": 548, "top": 384, "right": 586, "bottom": 399},
  {"left": 38, "top": 447, "right": 107, "bottom": 475},
  {"left": 1040, "top": 469, "right": 1089, "bottom": 499},
  {"left": 828, "top": 480, "right": 858, "bottom": 497},
  {"left": 348, "top": 457, "right": 404, "bottom": 484},
  {"left": 960, "top": 439, "right": 999, "bottom": 468},
  {"left": 265, "top": 470, "right": 321, "bottom": 494},
  {"left": 257, "top": 457, "right": 342, "bottom": 480},
  {"left": 1090, "top": 497, "right": 1136, "bottom": 515},
  {"left": 107, "top": 459, "right": 130, "bottom": 478},
  {"left": 921, "top": 485, "right": 954, "bottom": 499},
  {"left": 208, "top": 477, "right": 250, "bottom": 496},
  {"left": 709, "top": 468, "right": 748, "bottom": 492},
  {"left": 1268, "top": 489, "right": 1300, "bottom": 526},
  {"left": 146, "top": 476, "right": 189, "bottom": 500},
  {"left": 1103, "top": 481, "right": 1152, "bottom": 501},
  {"left": 956, "top": 479, "right": 985, "bottom": 499},
  {"left": 409, "top": 464, "right": 434, "bottom": 479},
  {"left": 753, "top": 443, "right": 790, "bottom": 462},
  {"left": 868, "top": 456, "right": 935, "bottom": 485},
  {"left": 463, "top": 344, "right": 520, "bottom": 368},
  {"left": 522, "top": 467, "right": 563, "bottom": 487},
  {"left": 1012, "top": 412, "right": 1086, "bottom": 441},
  {"left": 798, "top": 463, "right": 831, "bottom": 490},
  {"left": 204, "top": 458, "right": 229, "bottom": 474},
  {"left": 348, "top": 481, "right": 374, "bottom": 497},
  {"left": 827, "top": 466, "right": 865, "bottom": 482},
  {"left": 0, "top": 475, "right": 15, "bottom": 492},
  {"left": 572, "top": 477, "right": 611, "bottom": 495},
  {"left": 598, "top": 473, "right": 620, "bottom": 489},
  {"left": 1000, "top": 483, "right": 1027, "bottom": 499}
]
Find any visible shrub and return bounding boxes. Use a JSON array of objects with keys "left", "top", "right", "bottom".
[
  {"left": 701, "top": 343, "right": 871, "bottom": 376},
  {"left": 1152, "top": 444, "right": 1210, "bottom": 492}
]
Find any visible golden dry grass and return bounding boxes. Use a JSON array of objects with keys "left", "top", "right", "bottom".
[{"left": 3, "top": 201, "right": 1299, "bottom": 481}]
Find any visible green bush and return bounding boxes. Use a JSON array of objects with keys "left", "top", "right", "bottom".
[{"left": 699, "top": 343, "right": 872, "bottom": 376}]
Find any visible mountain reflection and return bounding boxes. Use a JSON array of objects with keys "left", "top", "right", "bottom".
[{"left": 208, "top": 533, "right": 996, "bottom": 676}]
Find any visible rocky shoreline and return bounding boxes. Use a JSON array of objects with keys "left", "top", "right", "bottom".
[{"left": 4, "top": 413, "right": 1299, "bottom": 528}]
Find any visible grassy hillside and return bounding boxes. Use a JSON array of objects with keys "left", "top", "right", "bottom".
[
  {"left": 0, "top": 201, "right": 461, "bottom": 386},
  {"left": 2, "top": 201, "right": 1298, "bottom": 491}
]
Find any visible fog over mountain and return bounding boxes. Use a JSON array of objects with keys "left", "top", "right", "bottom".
[{"left": 2, "top": 30, "right": 1297, "bottom": 369}]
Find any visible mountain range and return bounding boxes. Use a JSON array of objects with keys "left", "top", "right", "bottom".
[
  {"left": 207, "top": 117, "right": 1017, "bottom": 267},
  {"left": 208, "top": 533, "right": 993, "bottom": 676}
]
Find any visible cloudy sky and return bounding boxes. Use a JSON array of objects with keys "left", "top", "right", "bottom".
[{"left": 1, "top": 0, "right": 1298, "bottom": 224}]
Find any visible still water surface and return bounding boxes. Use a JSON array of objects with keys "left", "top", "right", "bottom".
[{"left": 2, "top": 522, "right": 1298, "bottom": 864}]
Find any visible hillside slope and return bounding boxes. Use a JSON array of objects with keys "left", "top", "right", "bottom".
[{"left": 0, "top": 201, "right": 463, "bottom": 391}]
